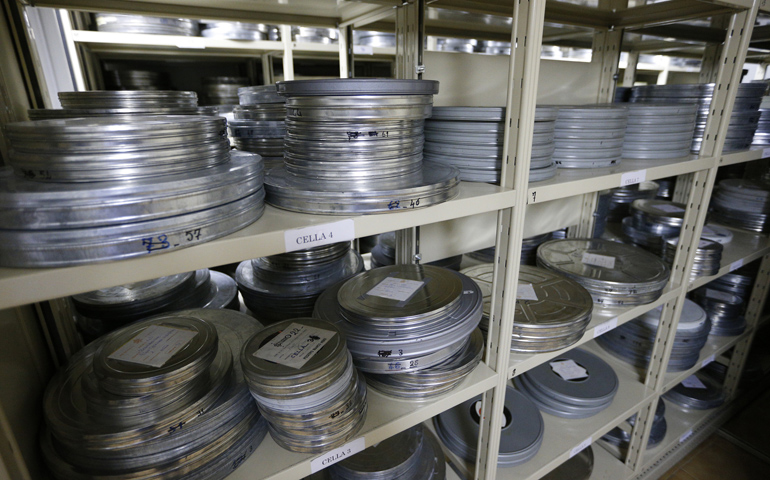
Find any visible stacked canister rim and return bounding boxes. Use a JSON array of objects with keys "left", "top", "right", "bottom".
[
  {"left": 630, "top": 83, "right": 767, "bottom": 153},
  {"left": 236, "top": 242, "right": 364, "bottom": 324},
  {"left": 0, "top": 91, "right": 265, "bottom": 267},
  {"left": 314, "top": 264, "right": 483, "bottom": 398},
  {"left": 710, "top": 179, "right": 770, "bottom": 233},
  {"left": 537, "top": 239, "right": 670, "bottom": 307},
  {"left": 241, "top": 318, "right": 367, "bottom": 453},
  {"left": 42, "top": 309, "right": 268, "bottom": 479},
  {"left": 553, "top": 105, "right": 628, "bottom": 169},
  {"left": 623, "top": 103, "right": 698, "bottom": 159},
  {"left": 230, "top": 84, "right": 287, "bottom": 169},
  {"left": 461, "top": 264, "right": 593, "bottom": 353}
]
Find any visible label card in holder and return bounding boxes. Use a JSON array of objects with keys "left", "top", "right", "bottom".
[
  {"left": 284, "top": 219, "right": 355, "bottom": 253},
  {"left": 516, "top": 283, "right": 539, "bottom": 301},
  {"left": 705, "top": 289, "right": 734, "bottom": 302},
  {"left": 655, "top": 204, "right": 685, "bottom": 214},
  {"left": 682, "top": 375, "right": 707, "bottom": 389},
  {"left": 108, "top": 325, "right": 198, "bottom": 368},
  {"left": 620, "top": 170, "right": 646, "bottom": 186},
  {"left": 594, "top": 318, "right": 618, "bottom": 338},
  {"left": 582, "top": 252, "right": 616, "bottom": 269},
  {"left": 367, "top": 277, "right": 425, "bottom": 302},
  {"left": 570, "top": 437, "right": 592, "bottom": 458},
  {"left": 254, "top": 323, "right": 336, "bottom": 369},
  {"left": 310, "top": 437, "right": 366, "bottom": 473},
  {"left": 730, "top": 259, "right": 744, "bottom": 271},
  {"left": 550, "top": 359, "right": 589, "bottom": 381}
]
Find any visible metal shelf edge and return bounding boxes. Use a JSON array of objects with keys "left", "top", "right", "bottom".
[{"left": 0, "top": 182, "right": 515, "bottom": 310}]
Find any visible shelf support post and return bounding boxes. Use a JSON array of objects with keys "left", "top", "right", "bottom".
[
  {"left": 474, "top": 0, "right": 545, "bottom": 478},
  {"left": 723, "top": 253, "right": 770, "bottom": 398},
  {"left": 280, "top": 25, "right": 294, "bottom": 81},
  {"left": 623, "top": 50, "right": 640, "bottom": 86}
]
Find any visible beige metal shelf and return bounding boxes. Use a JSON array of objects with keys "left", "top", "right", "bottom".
[
  {"left": 69, "top": 29, "right": 397, "bottom": 58},
  {"left": 508, "top": 287, "right": 682, "bottom": 378},
  {"left": 719, "top": 146, "right": 764, "bottom": 166},
  {"left": 443, "top": 342, "right": 655, "bottom": 480},
  {"left": 228, "top": 362, "right": 496, "bottom": 480},
  {"left": 687, "top": 226, "right": 770, "bottom": 291},
  {"left": 590, "top": 443, "right": 636, "bottom": 480},
  {"left": 661, "top": 331, "right": 750, "bottom": 393},
  {"left": 0, "top": 182, "right": 515, "bottom": 310},
  {"left": 526, "top": 155, "right": 716, "bottom": 206}
]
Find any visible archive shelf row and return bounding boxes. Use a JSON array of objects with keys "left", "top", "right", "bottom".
[{"left": 1, "top": 1, "right": 770, "bottom": 480}]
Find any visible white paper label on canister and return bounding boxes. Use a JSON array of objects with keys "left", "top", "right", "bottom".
[
  {"left": 310, "top": 437, "right": 366, "bottom": 473},
  {"left": 516, "top": 283, "right": 539, "bottom": 301},
  {"left": 620, "top": 170, "right": 646, "bottom": 186},
  {"left": 680, "top": 430, "right": 693, "bottom": 443},
  {"left": 108, "top": 325, "right": 198, "bottom": 368},
  {"left": 730, "top": 259, "right": 744, "bottom": 271},
  {"left": 254, "top": 323, "right": 336, "bottom": 369},
  {"left": 682, "top": 375, "right": 707, "bottom": 389},
  {"left": 353, "top": 45, "right": 374, "bottom": 55},
  {"left": 284, "top": 219, "right": 355, "bottom": 252},
  {"left": 654, "top": 204, "right": 685, "bottom": 214},
  {"left": 594, "top": 318, "right": 618, "bottom": 338},
  {"left": 570, "top": 437, "right": 592, "bottom": 458},
  {"left": 367, "top": 277, "right": 425, "bottom": 302},
  {"left": 550, "top": 359, "right": 589, "bottom": 381},
  {"left": 705, "top": 289, "right": 734, "bottom": 302},
  {"left": 582, "top": 252, "right": 616, "bottom": 269}
]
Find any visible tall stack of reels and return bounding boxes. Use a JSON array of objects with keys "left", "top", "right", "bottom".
[
  {"left": 0, "top": 91, "right": 265, "bottom": 267},
  {"left": 265, "top": 79, "right": 460, "bottom": 215},
  {"left": 230, "top": 84, "right": 287, "bottom": 169}
]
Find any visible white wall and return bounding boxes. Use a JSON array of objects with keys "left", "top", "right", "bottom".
[{"left": 424, "top": 51, "right": 601, "bottom": 106}]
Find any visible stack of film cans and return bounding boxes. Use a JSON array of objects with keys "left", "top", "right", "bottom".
[
  {"left": 314, "top": 265, "right": 483, "bottom": 399},
  {"left": 236, "top": 242, "right": 364, "bottom": 324},
  {"left": 200, "top": 21, "right": 270, "bottom": 40},
  {"left": 596, "top": 299, "right": 710, "bottom": 371},
  {"left": 537, "top": 239, "right": 670, "bottom": 307},
  {"left": 202, "top": 76, "right": 248, "bottom": 105},
  {"left": 265, "top": 79, "right": 461, "bottom": 215},
  {"left": 710, "top": 179, "right": 770, "bottom": 233},
  {"left": 293, "top": 27, "right": 339, "bottom": 44},
  {"left": 621, "top": 199, "right": 686, "bottom": 254},
  {"left": 692, "top": 287, "right": 746, "bottom": 336},
  {"left": 461, "top": 264, "right": 593, "bottom": 352},
  {"left": 434, "top": 385, "right": 544, "bottom": 467},
  {"left": 94, "top": 13, "right": 198, "bottom": 35},
  {"left": 662, "top": 237, "right": 722, "bottom": 281},
  {"left": 230, "top": 84, "right": 287, "bottom": 169},
  {"left": 0, "top": 109, "right": 265, "bottom": 267},
  {"left": 72, "top": 269, "right": 239, "bottom": 340},
  {"left": 41, "top": 309, "right": 268, "bottom": 479},
  {"left": 606, "top": 182, "right": 659, "bottom": 222},
  {"left": 630, "top": 83, "right": 766, "bottom": 153},
  {"left": 103, "top": 69, "right": 170, "bottom": 91},
  {"left": 553, "top": 105, "right": 628, "bottom": 169},
  {"left": 515, "top": 348, "right": 618, "bottom": 418},
  {"left": 622, "top": 104, "right": 698, "bottom": 159},
  {"left": 241, "top": 318, "right": 366, "bottom": 453},
  {"left": 328, "top": 424, "right": 445, "bottom": 479},
  {"left": 30, "top": 90, "right": 200, "bottom": 119},
  {"left": 752, "top": 106, "right": 770, "bottom": 145},
  {"left": 602, "top": 400, "right": 667, "bottom": 450},
  {"left": 664, "top": 371, "right": 725, "bottom": 410}
]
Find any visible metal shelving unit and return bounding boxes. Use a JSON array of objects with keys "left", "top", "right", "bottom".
[{"left": 2, "top": 1, "right": 770, "bottom": 480}]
